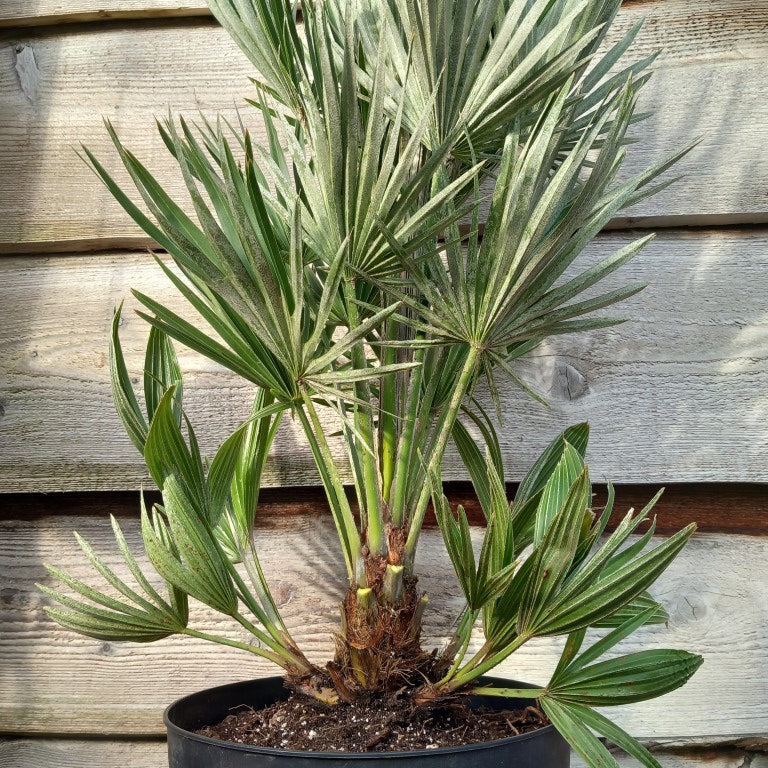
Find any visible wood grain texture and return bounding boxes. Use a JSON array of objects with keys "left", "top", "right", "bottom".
[
  {"left": 5, "top": 483, "right": 768, "bottom": 536},
  {"left": 0, "top": 0, "right": 763, "bottom": 51},
  {"left": 0, "top": 740, "right": 170, "bottom": 768},
  {"left": 1, "top": 1, "right": 767, "bottom": 252},
  {"left": 1, "top": 513, "right": 767, "bottom": 739},
  {"left": 0, "top": 740, "right": 766, "bottom": 768},
  {"left": 1, "top": 228, "right": 767, "bottom": 492},
  {"left": 0, "top": 3, "right": 209, "bottom": 28}
]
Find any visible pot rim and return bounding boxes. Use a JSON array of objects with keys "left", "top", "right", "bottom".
[{"left": 164, "top": 675, "right": 557, "bottom": 759}]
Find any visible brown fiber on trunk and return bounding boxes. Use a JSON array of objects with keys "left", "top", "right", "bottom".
[
  {"left": 332, "top": 564, "right": 438, "bottom": 696},
  {"left": 312, "top": 524, "right": 442, "bottom": 697}
]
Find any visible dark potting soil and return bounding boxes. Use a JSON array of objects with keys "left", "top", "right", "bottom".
[{"left": 197, "top": 694, "right": 548, "bottom": 752}]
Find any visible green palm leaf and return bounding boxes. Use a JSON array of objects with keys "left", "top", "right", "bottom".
[
  {"left": 549, "top": 648, "right": 703, "bottom": 706},
  {"left": 542, "top": 697, "right": 620, "bottom": 768}
]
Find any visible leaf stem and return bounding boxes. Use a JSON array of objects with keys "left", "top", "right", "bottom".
[
  {"left": 297, "top": 392, "right": 361, "bottom": 583},
  {"left": 389, "top": 339, "right": 425, "bottom": 528},
  {"left": 243, "top": 536, "right": 288, "bottom": 633},
  {"left": 180, "top": 627, "right": 288, "bottom": 669},
  {"left": 470, "top": 686, "right": 546, "bottom": 699},
  {"left": 344, "top": 281, "right": 385, "bottom": 555},
  {"left": 379, "top": 317, "right": 399, "bottom": 505},
  {"left": 404, "top": 344, "right": 480, "bottom": 562},
  {"left": 440, "top": 607, "right": 478, "bottom": 684},
  {"left": 231, "top": 610, "right": 313, "bottom": 673},
  {"left": 446, "top": 634, "right": 530, "bottom": 691}
]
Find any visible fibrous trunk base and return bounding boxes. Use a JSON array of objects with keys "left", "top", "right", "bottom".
[{"left": 331, "top": 572, "right": 435, "bottom": 697}]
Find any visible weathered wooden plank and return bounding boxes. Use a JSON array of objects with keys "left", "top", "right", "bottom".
[
  {"left": 5, "top": 483, "right": 768, "bottom": 536},
  {"left": 0, "top": 739, "right": 164, "bottom": 768},
  {"left": 0, "top": 0, "right": 756, "bottom": 37},
  {"left": 1, "top": 2, "right": 767, "bottom": 252},
  {"left": 0, "top": 739, "right": 765, "bottom": 768},
  {"left": 1, "top": 514, "right": 766, "bottom": 738},
  {"left": 1, "top": 740, "right": 167, "bottom": 768},
  {"left": 0, "top": 3, "right": 209, "bottom": 28},
  {"left": 1, "top": 229, "right": 766, "bottom": 492},
  {"left": 0, "top": 0, "right": 764, "bottom": 54}
]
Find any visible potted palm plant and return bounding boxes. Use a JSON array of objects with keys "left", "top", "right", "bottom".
[{"left": 39, "top": 0, "right": 703, "bottom": 765}]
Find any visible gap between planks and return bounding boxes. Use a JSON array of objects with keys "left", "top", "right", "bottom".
[
  {"left": 5, "top": 215, "right": 768, "bottom": 259},
  {"left": 3, "top": 483, "right": 768, "bottom": 536}
]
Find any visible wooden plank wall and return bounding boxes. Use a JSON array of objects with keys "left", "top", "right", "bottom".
[{"left": 0, "top": 1, "right": 766, "bottom": 765}]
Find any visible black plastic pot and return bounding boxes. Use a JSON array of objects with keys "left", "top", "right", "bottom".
[{"left": 165, "top": 675, "right": 569, "bottom": 767}]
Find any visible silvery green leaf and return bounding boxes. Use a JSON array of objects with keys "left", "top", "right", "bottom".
[{"left": 109, "top": 304, "right": 148, "bottom": 454}]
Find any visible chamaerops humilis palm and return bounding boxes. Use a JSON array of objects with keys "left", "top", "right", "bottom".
[{"left": 41, "top": 1, "right": 702, "bottom": 764}]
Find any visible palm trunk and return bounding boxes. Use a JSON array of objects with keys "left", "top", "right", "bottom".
[
  {"left": 333, "top": 567, "right": 431, "bottom": 694},
  {"left": 323, "top": 529, "right": 444, "bottom": 697}
]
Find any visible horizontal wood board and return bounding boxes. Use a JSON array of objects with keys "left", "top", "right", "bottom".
[
  {"left": 0, "top": 2, "right": 209, "bottom": 28},
  {"left": 0, "top": 0, "right": 763, "bottom": 47},
  {"left": 0, "top": 739, "right": 766, "bottom": 768},
  {"left": 2, "top": 513, "right": 767, "bottom": 739},
  {"left": 1, "top": 1, "right": 768, "bottom": 252},
  {"left": 1, "top": 228, "right": 767, "bottom": 492}
]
